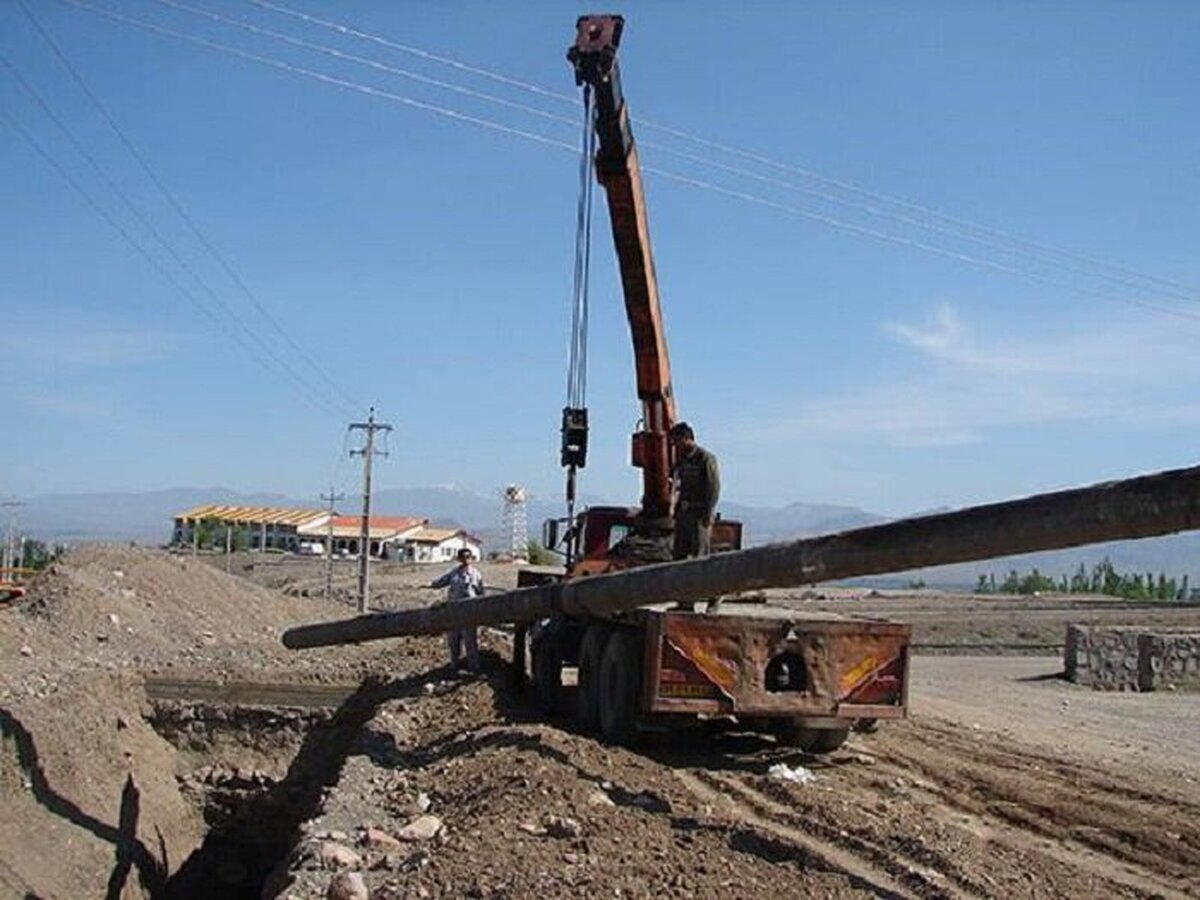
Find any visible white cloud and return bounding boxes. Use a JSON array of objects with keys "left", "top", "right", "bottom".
[
  {"left": 884, "top": 302, "right": 1158, "bottom": 377},
  {"left": 748, "top": 303, "right": 1200, "bottom": 446},
  {"left": 0, "top": 325, "right": 181, "bottom": 368}
]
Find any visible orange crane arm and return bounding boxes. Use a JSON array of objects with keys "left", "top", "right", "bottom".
[{"left": 569, "top": 15, "right": 676, "bottom": 524}]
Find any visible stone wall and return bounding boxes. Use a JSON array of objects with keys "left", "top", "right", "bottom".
[{"left": 1065, "top": 625, "right": 1200, "bottom": 691}]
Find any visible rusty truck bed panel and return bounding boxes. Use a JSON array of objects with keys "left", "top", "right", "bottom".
[{"left": 635, "top": 608, "right": 910, "bottom": 719}]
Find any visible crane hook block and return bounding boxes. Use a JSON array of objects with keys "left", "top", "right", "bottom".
[
  {"left": 561, "top": 407, "right": 589, "bottom": 468},
  {"left": 567, "top": 15, "right": 624, "bottom": 86}
]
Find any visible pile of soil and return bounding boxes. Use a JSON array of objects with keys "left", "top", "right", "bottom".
[{"left": 0, "top": 544, "right": 417, "bottom": 898}]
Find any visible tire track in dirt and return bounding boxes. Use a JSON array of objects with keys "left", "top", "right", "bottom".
[
  {"left": 702, "top": 770, "right": 993, "bottom": 899},
  {"left": 673, "top": 768, "right": 940, "bottom": 899},
  {"left": 863, "top": 722, "right": 1198, "bottom": 898}
]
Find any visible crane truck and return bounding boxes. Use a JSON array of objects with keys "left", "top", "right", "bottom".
[
  {"left": 514, "top": 14, "right": 908, "bottom": 750},
  {"left": 283, "top": 16, "right": 1200, "bottom": 752}
]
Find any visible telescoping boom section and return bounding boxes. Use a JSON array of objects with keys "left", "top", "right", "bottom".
[
  {"left": 284, "top": 462, "right": 1200, "bottom": 650},
  {"left": 568, "top": 14, "right": 675, "bottom": 523}
]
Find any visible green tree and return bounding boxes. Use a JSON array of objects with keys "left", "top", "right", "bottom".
[
  {"left": 525, "top": 539, "right": 559, "bottom": 566},
  {"left": 19, "top": 540, "right": 59, "bottom": 571}
]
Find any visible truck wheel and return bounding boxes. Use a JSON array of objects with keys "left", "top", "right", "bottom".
[
  {"left": 576, "top": 624, "right": 611, "bottom": 732},
  {"left": 598, "top": 628, "right": 642, "bottom": 745},
  {"left": 774, "top": 721, "right": 849, "bottom": 754},
  {"left": 531, "top": 634, "right": 564, "bottom": 714}
]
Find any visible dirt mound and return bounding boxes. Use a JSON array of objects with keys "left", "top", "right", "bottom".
[{"left": 0, "top": 544, "right": 409, "bottom": 898}]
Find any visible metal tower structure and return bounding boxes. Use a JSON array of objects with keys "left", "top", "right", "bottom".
[{"left": 501, "top": 484, "right": 529, "bottom": 561}]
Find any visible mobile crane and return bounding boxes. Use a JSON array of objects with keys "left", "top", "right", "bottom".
[
  {"left": 515, "top": 14, "right": 905, "bottom": 749},
  {"left": 283, "top": 16, "right": 1200, "bottom": 751}
]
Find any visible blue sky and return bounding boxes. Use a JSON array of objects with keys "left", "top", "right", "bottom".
[{"left": 2, "top": 1, "right": 1198, "bottom": 518}]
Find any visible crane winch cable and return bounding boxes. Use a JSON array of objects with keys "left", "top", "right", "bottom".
[{"left": 560, "top": 85, "right": 595, "bottom": 555}]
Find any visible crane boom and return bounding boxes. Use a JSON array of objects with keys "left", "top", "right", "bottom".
[{"left": 569, "top": 14, "right": 675, "bottom": 524}]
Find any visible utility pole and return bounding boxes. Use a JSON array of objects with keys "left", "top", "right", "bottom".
[
  {"left": 348, "top": 408, "right": 392, "bottom": 614},
  {"left": 1, "top": 501, "right": 23, "bottom": 572},
  {"left": 321, "top": 487, "right": 345, "bottom": 602},
  {"left": 225, "top": 525, "right": 232, "bottom": 573}
]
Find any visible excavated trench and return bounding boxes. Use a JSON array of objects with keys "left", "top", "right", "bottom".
[{"left": 143, "top": 678, "right": 385, "bottom": 899}]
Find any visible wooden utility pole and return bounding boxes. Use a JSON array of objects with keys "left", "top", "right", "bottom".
[
  {"left": 286, "top": 462, "right": 1200, "bottom": 649},
  {"left": 348, "top": 408, "right": 392, "bottom": 615},
  {"left": 225, "top": 525, "right": 232, "bottom": 572},
  {"left": 321, "top": 487, "right": 345, "bottom": 602},
  {"left": 1, "top": 501, "right": 23, "bottom": 571}
]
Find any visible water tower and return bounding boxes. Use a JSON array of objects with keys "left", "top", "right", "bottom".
[{"left": 501, "top": 484, "right": 529, "bottom": 561}]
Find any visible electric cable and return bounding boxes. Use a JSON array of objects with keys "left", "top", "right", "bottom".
[
  {"left": 246, "top": 0, "right": 574, "bottom": 108},
  {"left": 1, "top": 49, "right": 356, "bottom": 419},
  {"left": 163, "top": 0, "right": 1200, "bottom": 306},
  {"left": 640, "top": 165, "right": 1200, "bottom": 324},
  {"left": 17, "top": 0, "right": 359, "bottom": 413},
  {"left": 57, "top": 0, "right": 578, "bottom": 155},
  {"left": 151, "top": 0, "right": 579, "bottom": 132},
  {"left": 53, "top": 0, "right": 1200, "bottom": 324},
  {"left": 0, "top": 102, "right": 353, "bottom": 421},
  {"left": 245, "top": 0, "right": 1200, "bottom": 304}
]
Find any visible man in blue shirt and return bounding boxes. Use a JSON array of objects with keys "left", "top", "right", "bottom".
[{"left": 430, "top": 547, "right": 485, "bottom": 673}]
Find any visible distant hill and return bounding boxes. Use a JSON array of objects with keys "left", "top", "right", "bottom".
[
  {"left": 16, "top": 488, "right": 1200, "bottom": 586},
  {"left": 19, "top": 488, "right": 306, "bottom": 544},
  {"left": 16, "top": 487, "right": 883, "bottom": 549},
  {"left": 720, "top": 500, "right": 883, "bottom": 545}
]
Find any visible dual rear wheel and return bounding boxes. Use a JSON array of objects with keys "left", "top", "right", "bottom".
[{"left": 534, "top": 622, "right": 642, "bottom": 744}]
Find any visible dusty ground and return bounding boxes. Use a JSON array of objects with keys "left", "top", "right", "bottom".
[{"left": 1, "top": 546, "right": 1198, "bottom": 899}]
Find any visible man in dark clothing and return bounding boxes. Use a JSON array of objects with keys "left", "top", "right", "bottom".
[{"left": 670, "top": 422, "right": 722, "bottom": 612}]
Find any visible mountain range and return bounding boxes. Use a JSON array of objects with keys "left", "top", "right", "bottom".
[{"left": 13, "top": 486, "right": 1200, "bottom": 589}]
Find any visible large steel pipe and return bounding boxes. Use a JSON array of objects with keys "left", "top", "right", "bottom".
[{"left": 283, "top": 463, "right": 1200, "bottom": 650}]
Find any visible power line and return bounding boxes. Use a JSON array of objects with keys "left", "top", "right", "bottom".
[
  {"left": 17, "top": 0, "right": 359, "bottom": 413},
  {"left": 53, "top": 0, "right": 1200, "bottom": 324},
  {"left": 641, "top": 165, "right": 1200, "bottom": 324},
  {"left": 197, "top": 0, "right": 1200, "bottom": 307},
  {"left": 58, "top": 0, "right": 578, "bottom": 155},
  {"left": 235, "top": 0, "right": 1191, "bottom": 309},
  {"left": 0, "top": 101, "right": 354, "bottom": 420},
  {"left": 152, "top": 0, "right": 579, "bottom": 132},
  {"left": 247, "top": 0, "right": 576, "bottom": 108},
  {"left": 636, "top": 118, "right": 1200, "bottom": 305},
  {"left": 248, "top": 0, "right": 1200, "bottom": 305}
]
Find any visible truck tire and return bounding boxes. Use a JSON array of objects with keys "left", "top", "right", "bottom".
[
  {"left": 597, "top": 628, "right": 642, "bottom": 745},
  {"left": 774, "top": 721, "right": 849, "bottom": 754},
  {"left": 576, "top": 624, "right": 611, "bottom": 732},
  {"left": 531, "top": 633, "right": 564, "bottom": 715}
]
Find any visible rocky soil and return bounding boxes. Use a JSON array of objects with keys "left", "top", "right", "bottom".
[{"left": 1, "top": 545, "right": 1198, "bottom": 899}]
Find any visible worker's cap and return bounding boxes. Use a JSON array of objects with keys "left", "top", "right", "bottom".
[
  {"left": 670, "top": 422, "right": 694, "bottom": 440},
  {"left": 457, "top": 548, "right": 473, "bottom": 560}
]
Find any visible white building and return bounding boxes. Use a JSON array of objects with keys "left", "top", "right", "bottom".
[
  {"left": 403, "top": 526, "right": 482, "bottom": 563},
  {"left": 172, "top": 505, "right": 329, "bottom": 552},
  {"left": 296, "top": 515, "right": 427, "bottom": 559}
]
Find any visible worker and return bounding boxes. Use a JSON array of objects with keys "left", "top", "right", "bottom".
[
  {"left": 670, "top": 421, "right": 722, "bottom": 613},
  {"left": 430, "top": 547, "right": 485, "bottom": 673}
]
